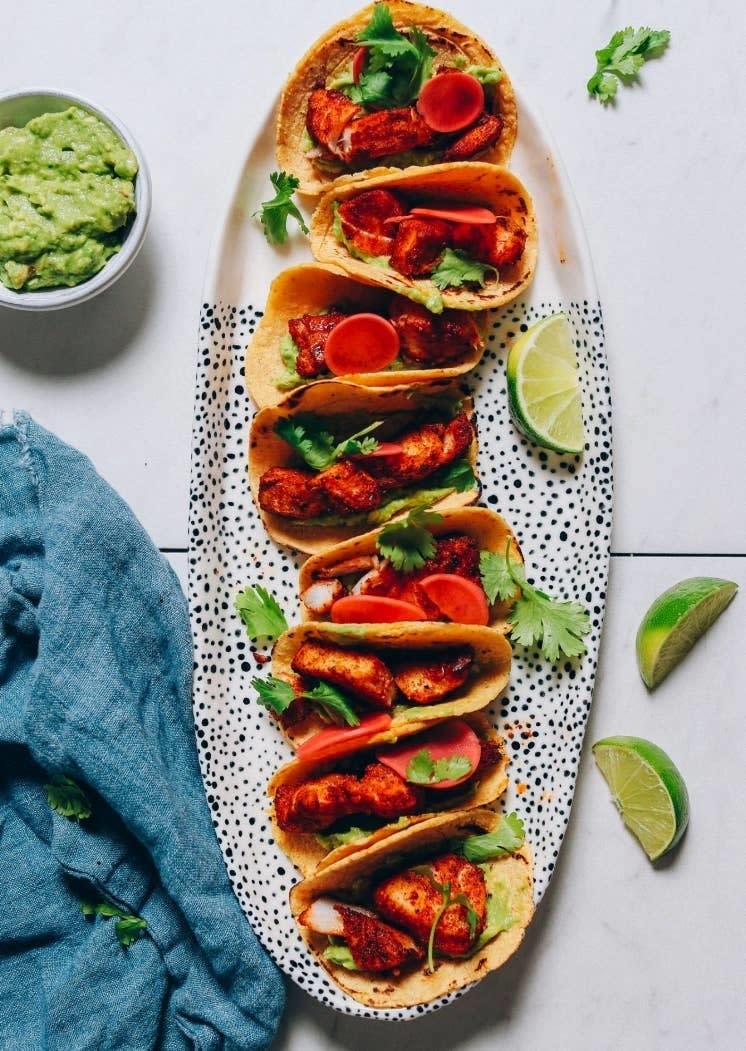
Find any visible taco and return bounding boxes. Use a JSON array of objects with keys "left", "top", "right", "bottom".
[
  {"left": 309, "top": 162, "right": 537, "bottom": 313},
  {"left": 255, "top": 621, "right": 511, "bottom": 751},
  {"left": 291, "top": 807, "right": 534, "bottom": 1008},
  {"left": 246, "top": 264, "right": 486, "bottom": 408},
  {"left": 249, "top": 380, "right": 479, "bottom": 554},
  {"left": 276, "top": 0, "right": 518, "bottom": 196},
  {"left": 299, "top": 506, "right": 522, "bottom": 630},
  {"left": 269, "top": 712, "right": 508, "bottom": 876}
]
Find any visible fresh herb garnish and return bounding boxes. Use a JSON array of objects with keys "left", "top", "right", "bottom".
[
  {"left": 428, "top": 458, "right": 476, "bottom": 493},
  {"left": 81, "top": 900, "right": 147, "bottom": 948},
  {"left": 430, "top": 248, "right": 497, "bottom": 290},
  {"left": 234, "top": 585, "right": 288, "bottom": 641},
  {"left": 587, "top": 27, "right": 670, "bottom": 104},
  {"left": 405, "top": 748, "right": 472, "bottom": 785},
  {"left": 252, "top": 675, "right": 296, "bottom": 715},
  {"left": 480, "top": 543, "right": 590, "bottom": 661},
  {"left": 45, "top": 775, "right": 92, "bottom": 822},
  {"left": 274, "top": 415, "right": 383, "bottom": 470},
  {"left": 412, "top": 866, "right": 478, "bottom": 972},
  {"left": 302, "top": 681, "right": 360, "bottom": 727},
  {"left": 479, "top": 548, "right": 520, "bottom": 605},
  {"left": 345, "top": 4, "right": 436, "bottom": 108},
  {"left": 256, "top": 171, "right": 309, "bottom": 246},
  {"left": 376, "top": 505, "right": 443, "bottom": 572},
  {"left": 461, "top": 812, "right": 525, "bottom": 863},
  {"left": 252, "top": 676, "right": 359, "bottom": 727}
]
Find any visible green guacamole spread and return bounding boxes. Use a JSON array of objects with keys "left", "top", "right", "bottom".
[{"left": 0, "top": 106, "right": 138, "bottom": 291}]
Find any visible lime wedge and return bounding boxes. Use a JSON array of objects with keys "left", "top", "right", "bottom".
[
  {"left": 592, "top": 736, "right": 689, "bottom": 861},
  {"left": 506, "top": 312, "right": 585, "bottom": 454},
  {"left": 636, "top": 577, "right": 737, "bottom": 689}
]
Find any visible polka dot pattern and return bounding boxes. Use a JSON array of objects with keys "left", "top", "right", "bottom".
[{"left": 189, "top": 297, "right": 612, "bottom": 1018}]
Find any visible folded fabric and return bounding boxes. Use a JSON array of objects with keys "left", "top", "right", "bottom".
[{"left": 0, "top": 412, "right": 285, "bottom": 1051}]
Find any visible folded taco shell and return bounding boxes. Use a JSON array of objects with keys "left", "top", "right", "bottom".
[
  {"left": 269, "top": 620, "right": 512, "bottom": 751},
  {"left": 310, "top": 162, "right": 537, "bottom": 312},
  {"left": 276, "top": 1, "right": 518, "bottom": 196},
  {"left": 290, "top": 807, "right": 534, "bottom": 1008},
  {"left": 248, "top": 379, "right": 479, "bottom": 554}
]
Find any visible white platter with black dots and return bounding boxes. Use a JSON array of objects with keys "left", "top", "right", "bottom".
[{"left": 188, "top": 89, "right": 612, "bottom": 1018}]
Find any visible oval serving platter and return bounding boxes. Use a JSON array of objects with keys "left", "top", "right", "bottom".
[{"left": 189, "top": 82, "right": 612, "bottom": 1017}]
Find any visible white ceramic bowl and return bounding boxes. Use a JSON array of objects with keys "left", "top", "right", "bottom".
[{"left": 0, "top": 88, "right": 151, "bottom": 311}]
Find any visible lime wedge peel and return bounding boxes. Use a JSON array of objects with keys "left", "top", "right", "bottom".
[
  {"left": 636, "top": 577, "right": 738, "bottom": 689},
  {"left": 593, "top": 736, "right": 689, "bottom": 861},
  {"left": 506, "top": 311, "right": 585, "bottom": 454}
]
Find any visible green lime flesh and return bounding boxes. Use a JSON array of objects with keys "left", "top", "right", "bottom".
[
  {"left": 636, "top": 577, "right": 737, "bottom": 688},
  {"left": 506, "top": 312, "right": 585, "bottom": 454},
  {"left": 593, "top": 736, "right": 689, "bottom": 861}
]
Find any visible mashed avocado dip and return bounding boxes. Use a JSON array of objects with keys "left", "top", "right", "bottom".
[{"left": 0, "top": 106, "right": 138, "bottom": 292}]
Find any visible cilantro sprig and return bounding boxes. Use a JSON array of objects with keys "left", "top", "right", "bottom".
[
  {"left": 234, "top": 585, "right": 288, "bottom": 641},
  {"left": 256, "top": 171, "right": 309, "bottom": 246},
  {"left": 274, "top": 415, "right": 383, "bottom": 470},
  {"left": 45, "top": 775, "right": 92, "bottom": 822},
  {"left": 412, "top": 866, "right": 478, "bottom": 973},
  {"left": 345, "top": 4, "right": 435, "bottom": 108},
  {"left": 480, "top": 544, "right": 590, "bottom": 662},
  {"left": 376, "top": 505, "right": 443, "bottom": 572},
  {"left": 430, "top": 249, "right": 497, "bottom": 290},
  {"left": 252, "top": 675, "right": 360, "bottom": 727},
  {"left": 405, "top": 748, "right": 472, "bottom": 786},
  {"left": 461, "top": 812, "right": 525, "bottom": 863},
  {"left": 588, "top": 27, "right": 670, "bottom": 104},
  {"left": 81, "top": 901, "right": 148, "bottom": 948}
]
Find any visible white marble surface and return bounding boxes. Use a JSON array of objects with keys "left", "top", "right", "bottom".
[{"left": 3, "top": 1, "right": 746, "bottom": 1048}]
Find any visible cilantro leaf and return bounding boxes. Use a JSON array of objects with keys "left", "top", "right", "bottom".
[
  {"left": 357, "top": 2, "right": 416, "bottom": 55},
  {"left": 346, "top": 70, "right": 393, "bottom": 106},
  {"left": 482, "top": 543, "right": 590, "bottom": 661},
  {"left": 461, "top": 812, "right": 525, "bottom": 862},
  {"left": 45, "top": 775, "right": 92, "bottom": 822},
  {"left": 479, "top": 549, "right": 519, "bottom": 604},
  {"left": 255, "top": 171, "right": 309, "bottom": 246},
  {"left": 346, "top": 3, "right": 435, "bottom": 108},
  {"left": 430, "top": 248, "right": 497, "bottom": 290},
  {"left": 508, "top": 559, "right": 590, "bottom": 661},
  {"left": 81, "top": 900, "right": 147, "bottom": 948},
  {"left": 253, "top": 675, "right": 359, "bottom": 726},
  {"left": 274, "top": 415, "right": 383, "bottom": 470},
  {"left": 405, "top": 748, "right": 472, "bottom": 785},
  {"left": 376, "top": 505, "right": 443, "bottom": 572},
  {"left": 252, "top": 675, "right": 296, "bottom": 715},
  {"left": 588, "top": 27, "right": 670, "bottom": 105},
  {"left": 412, "top": 867, "right": 478, "bottom": 971},
  {"left": 234, "top": 585, "right": 288, "bottom": 641},
  {"left": 274, "top": 416, "right": 337, "bottom": 470},
  {"left": 428, "top": 458, "right": 476, "bottom": 493},
  {"left": 301, "top": 681, "right": 360, "bottom": 727}
]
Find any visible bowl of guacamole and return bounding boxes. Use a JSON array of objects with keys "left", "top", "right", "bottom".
[{"left": 0, "top": 89, "right": 151, "bottom": 310}]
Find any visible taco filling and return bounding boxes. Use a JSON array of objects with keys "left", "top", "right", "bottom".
[
  {"left": 302, "top": 528, "right": 490, "bottom": 622},
  {"left": 279, "top": 299, "right": 481, "bottom": 386},
  {"left": 257, "top": 406, "right": 476, "bottom": 525},
  {"left": 274, "top": 717, "right": 505, "bottom": 839},
  {"left": 257, "top": 638, "right": 478, "bottom": 735},
  {"left": 333, "top": 189, "right": 527, "bottom": 288},
  {"left": 298, "top": 814, "right": 527, "bottom": 974},
  {"left": 304, "top": 3, "right": 507, "bottom": 177}
]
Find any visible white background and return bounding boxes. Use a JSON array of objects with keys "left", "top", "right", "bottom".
[{"left": 2, "top": 2, "right": 745, "bottom": 1048}]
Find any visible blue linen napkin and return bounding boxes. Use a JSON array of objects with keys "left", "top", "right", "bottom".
[{"left": 0, "top": 412, "right": 285, "bottom": 1051}]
